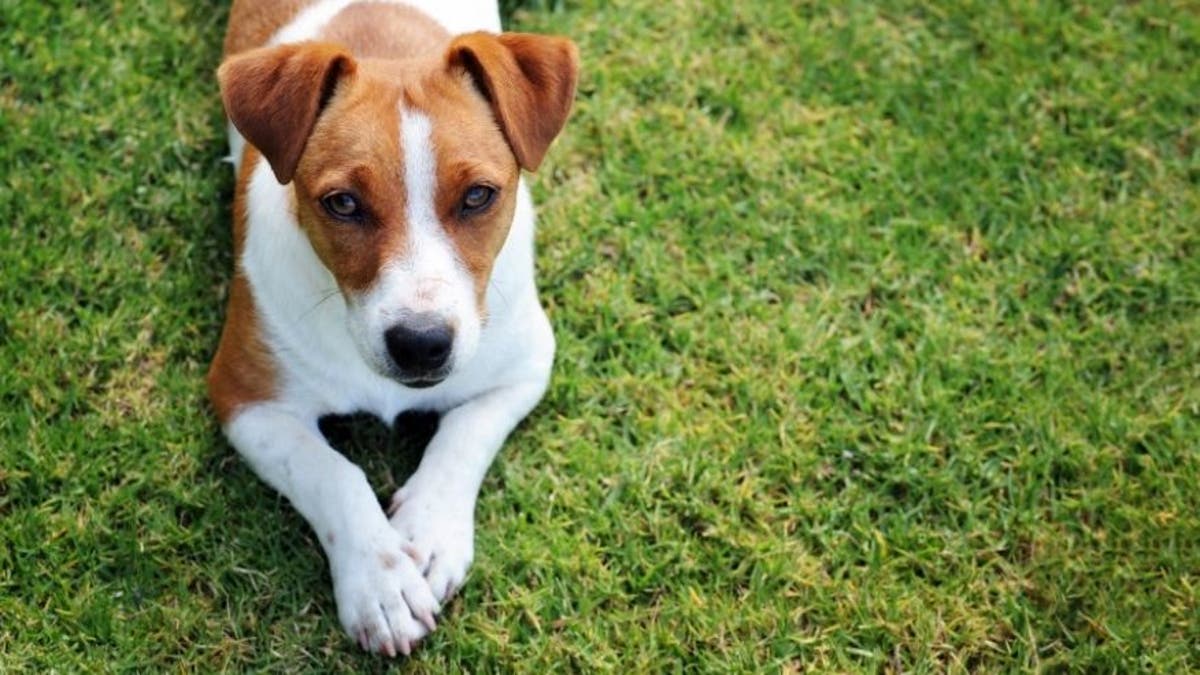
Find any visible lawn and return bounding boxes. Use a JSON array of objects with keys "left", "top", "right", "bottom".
[{"left": 1, "top": 0, "right": 1197, "bottom": 670}]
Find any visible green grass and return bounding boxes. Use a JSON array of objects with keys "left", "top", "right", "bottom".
[{"left": 2, "top": 0, "right": 1197, "bottom": 670}]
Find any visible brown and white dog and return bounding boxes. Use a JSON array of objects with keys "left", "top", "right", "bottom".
[{"left": 206, "top": 0, "right": 577, "bottom": 656}]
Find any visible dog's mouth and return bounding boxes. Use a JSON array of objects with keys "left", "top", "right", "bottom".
[
  {"left": 398, "top": 375, "right": 446, "bottom": 389},
  {"left": 388, "top": 364, "right": 451, "bottom": 389}
]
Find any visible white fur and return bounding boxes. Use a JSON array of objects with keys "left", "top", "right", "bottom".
[
  {"left": 224, "top": 404, "right": 440, "bottom": 654},
  {"left": 222, "top": 0, "right": 555, "bottom": 656}
]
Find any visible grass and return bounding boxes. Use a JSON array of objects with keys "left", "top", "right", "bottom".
[{"left": 1, "top": 0, "right": 1197, "bottom": 670}]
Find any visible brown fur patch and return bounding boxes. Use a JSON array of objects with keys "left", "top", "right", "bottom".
[
  {"left": 320, "top": 3, "right": 449, "bottom": 60},
  {"left": 207, "top": 152, "right": 279, "bottom": 423},
  {"left": 223, "top": 0, "right": 311, "bottom": 57},
  {"left": 207, "top": 275, "right": 278, "bottom": 423},
  {"left": 290, "top": 63, "right": 408, "bottom": 294}
]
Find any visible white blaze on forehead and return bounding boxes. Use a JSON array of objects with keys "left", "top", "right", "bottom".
[
  {"left": 396, "top": 106, "right": 459, "bottom": 291},
  {"left": 367, "top": 104, "right": 475, "bottom": 320},
  {"left": 401, "top": 110, "right": 438, "bottom": 234}
]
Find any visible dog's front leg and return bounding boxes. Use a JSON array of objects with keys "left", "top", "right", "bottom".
[
  {"left": 225, "top": 404, "right": 440, "bottom": 655},
  {"left": 388, "top": 379, "right": 549, "bottom": 602}
]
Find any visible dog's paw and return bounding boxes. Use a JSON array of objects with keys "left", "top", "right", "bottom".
[
  {"left": 387, "top": 480, "right": 475, "bottom": 604},
  {"left": 329, "top": 527, "right": 441, "bottom": 656}
]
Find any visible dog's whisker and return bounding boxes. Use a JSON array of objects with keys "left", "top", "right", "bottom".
[
  {"left": 488, "top": 279, "right": 511, "bottom": 311},
  {"left": 297, "top": 288, "right": 341, "bottom": 320}
]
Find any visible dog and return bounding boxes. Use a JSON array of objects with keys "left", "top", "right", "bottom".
[{"left": 206, "top": 0, "right": 578, "bottom": 656}]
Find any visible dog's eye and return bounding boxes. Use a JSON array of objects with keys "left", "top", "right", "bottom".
[
  {"left": 321, "top": 192, "right": 362, "bottom": 220},
  {"left": 460, "top": 185, "right": 496, "bottom": 217}
]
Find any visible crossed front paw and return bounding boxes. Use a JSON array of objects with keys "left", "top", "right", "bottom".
[
  {"left": 330, "top": 528, "right": 441, "bottom": 656},
  {"left": 388, "top": 481, "right": 476, "bottom": 604}
]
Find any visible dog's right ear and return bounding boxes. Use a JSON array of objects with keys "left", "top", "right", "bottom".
[{"left": 218, "top": 42, "right": 357, "bottom": 184}]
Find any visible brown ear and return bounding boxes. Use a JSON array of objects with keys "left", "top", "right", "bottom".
[
  {"left": 218, "top": 42, "right": 357, "bottom": 184},
  {"left": 447, "top": 32, "right": 579, "bottom": 171}
]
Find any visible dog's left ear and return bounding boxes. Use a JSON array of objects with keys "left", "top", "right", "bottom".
[{"left": 447, "top": 32, "right": 579, "bottom": 171}]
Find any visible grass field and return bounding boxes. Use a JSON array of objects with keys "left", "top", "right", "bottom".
[{"left": 2, "top": 0, "right": 1198, "bottom": 670}]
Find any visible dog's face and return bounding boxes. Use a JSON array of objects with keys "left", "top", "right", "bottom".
[
  {"left": 220, "top": 36, "right": 577, "bottom": 386},
  {"left": 288, "top": 61, "right": 523, "bottom": 387}
]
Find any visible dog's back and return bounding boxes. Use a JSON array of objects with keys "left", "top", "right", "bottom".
[{"left": 223, "top": 0, "right": 502, "bottom": 57}]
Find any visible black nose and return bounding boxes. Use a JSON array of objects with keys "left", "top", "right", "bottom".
[{"left": 384, "top": 315, "right": 454, "bottom": 380}]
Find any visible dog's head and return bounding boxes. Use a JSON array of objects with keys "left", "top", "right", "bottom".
[{"left": 219, "top": 34, "right": 577, "bottom": 387}]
